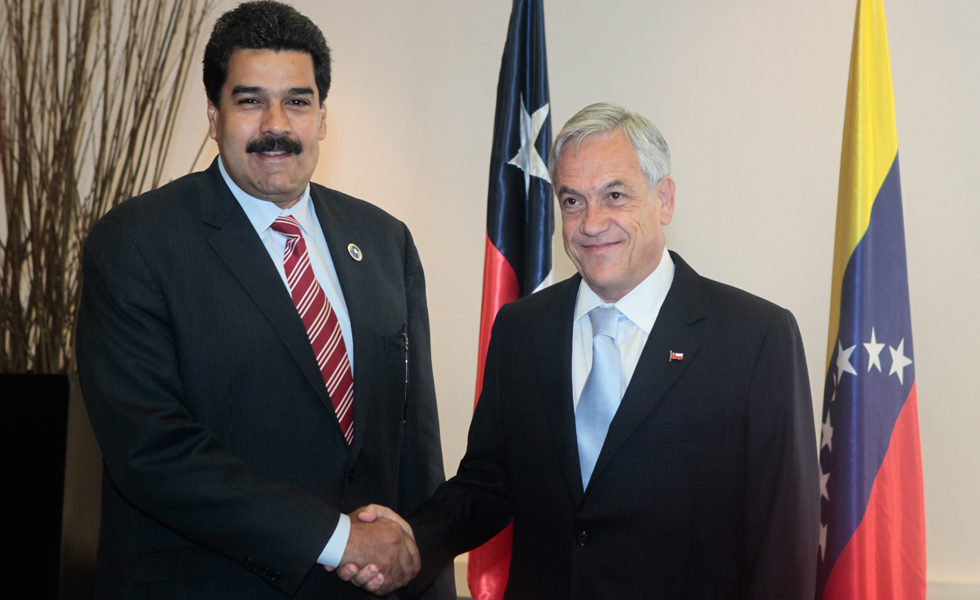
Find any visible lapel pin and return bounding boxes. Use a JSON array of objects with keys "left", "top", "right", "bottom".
[
  {"left": 347, "top": 243, "right": 363, "bottom": 261},
  {"left": 669, "top": 351, "right": 684, "bottom": 361}
]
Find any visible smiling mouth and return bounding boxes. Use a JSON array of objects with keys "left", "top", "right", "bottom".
[{"left": 579, "top": 240, "right": 624, "bottom": 250}]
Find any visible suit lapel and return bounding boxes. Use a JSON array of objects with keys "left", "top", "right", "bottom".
[
  {"left": 535, "top": 277, "right": 585, "bottom": 505},
  {"left": 201, "top": 161, "right": 334, "bottom": 415},
  {"left": 310, "top": 187, "right": 371, "bottom": 459},
  {"left": 588, "top": 253, "right": 705, "bottom": 490}
]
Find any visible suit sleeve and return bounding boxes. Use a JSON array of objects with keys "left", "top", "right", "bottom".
[
  {"left": 76, "top": 216, "right": 338, "bottom": 596},
  {"left": 395, "top": 225, "right": 456, "bottom": 599},
  {"left": 406, "top": 306, "right": 515, "bottom": 595},
  {"left": 744, "top": 308, "right": 820, "bottom": 600}
]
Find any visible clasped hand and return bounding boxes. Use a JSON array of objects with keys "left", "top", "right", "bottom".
[{"left": 325, "top": 504, "right": 419, "bottom": 595}]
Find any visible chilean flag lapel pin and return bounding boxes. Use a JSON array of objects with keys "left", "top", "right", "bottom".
[{"left": 669, "top": 350, "right": 684, "bottom": 362}]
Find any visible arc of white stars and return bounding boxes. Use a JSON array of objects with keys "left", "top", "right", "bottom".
[
  {"left": 821, "top": 413, "right": 833, "bottom": 452},
  {"left": 888, "top": 338, "right": 913, "bottom": 385},
  {"left": 836, "top": 340, "right": 857, "bottom": 379},
  {"left": 507, "top": 95, "right": 551, "bottom": 195}
]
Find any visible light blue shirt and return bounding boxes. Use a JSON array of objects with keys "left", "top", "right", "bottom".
[
  {"left": 218, "top": 157, "right": 351, "bottom": 568},
  {"left": 571, "top": 247, "right": 675, "bottom": 411}
]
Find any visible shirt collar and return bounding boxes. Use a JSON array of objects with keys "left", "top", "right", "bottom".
[
  {"left": 573, "top": 247, "right": 675, "bottom": 334},
  {"left": 218, "top": 155, "right": 315, "bottom": 235}
]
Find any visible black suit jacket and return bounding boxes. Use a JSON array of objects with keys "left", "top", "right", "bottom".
[
  {"left": 410, "top": 253, "right": 819, "bottom": 599},
  {"left": 76, "top": 159, "right": 453, "bottom": 599}
]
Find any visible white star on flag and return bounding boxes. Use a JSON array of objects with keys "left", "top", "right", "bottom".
[
  {"left": 507, "top": 95, "right": 551, "bottom": 195},
  {"left": 836, "top": 340, "right": 858, "bottom": 378},
  {"left": 819, "top": 523, "right": 828, "bottom": 561},
  {"left": 888, "top": 338, "right": 913, "bottom": 385},
  {"left": 864, "top": 327, "right": 885, "bottom": 372},
  {"left": 820, "top": 464, "right": 830, "bottom": 500},
  {"left": 821, "top": 413, "right": 833, "bottom": 452}
]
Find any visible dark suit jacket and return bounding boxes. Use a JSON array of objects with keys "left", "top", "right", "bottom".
[
  {"left": 410, "top": 252, "right": 819, "bottom": 599},
  {"left": 76, "top": 159, "right": 453, "bottom": 599}
]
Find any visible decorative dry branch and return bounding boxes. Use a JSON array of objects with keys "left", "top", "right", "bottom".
[{"left": 0, "top": 0, "right": 214, "bottom": 373}]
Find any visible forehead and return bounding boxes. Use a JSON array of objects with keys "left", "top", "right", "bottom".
[
  {"left": 556, "top": 131, "right": 645, "bottom": 189},
  {"left": 223, "top": 48, "right": 316, "bottom": 93}
]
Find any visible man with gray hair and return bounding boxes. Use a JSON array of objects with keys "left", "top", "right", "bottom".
[{"left": 359, "top": 103, "right": 820, "bottom": 598}]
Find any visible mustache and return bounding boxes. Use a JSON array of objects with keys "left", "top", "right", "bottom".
[{"left": 245, "top": 135, "right": 303, "bottom": 155}]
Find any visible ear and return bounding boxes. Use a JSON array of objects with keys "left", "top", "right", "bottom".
[
  {"left": 658, "top": 176, "right": 676, "bottom": 225},
  {"left": 318, "top": 101, "right": 327, "bottom": 141},
  {"left": 207, "top": 100, "right": 219, "bottom": 141}
]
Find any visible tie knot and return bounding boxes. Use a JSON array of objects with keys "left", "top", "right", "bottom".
[
  {"left": 589, "top": 306, "right": 619, "bottom": 339},
  {"left": 271, "top": 215, "right": 301, "bottom": 238}
]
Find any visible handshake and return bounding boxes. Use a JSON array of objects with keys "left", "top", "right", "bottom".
[{"left": 325, "top": 504, "right": 421, "bottom": 596}]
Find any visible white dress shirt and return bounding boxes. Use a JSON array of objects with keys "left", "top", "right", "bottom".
[
  {"left": 218, "top": 157, "right": 351, "bottom": 567},
  {"left": 571, "top": 247, "right": 675, "bottom": 411}
]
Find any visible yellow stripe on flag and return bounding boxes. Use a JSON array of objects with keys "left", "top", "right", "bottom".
[{"left": 826, "top": 0, "right": 899, "bottom": 369}]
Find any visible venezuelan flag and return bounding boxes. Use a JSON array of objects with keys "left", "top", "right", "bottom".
[{"left": 816, "top": 1, "right": 926, "bottom": 599}]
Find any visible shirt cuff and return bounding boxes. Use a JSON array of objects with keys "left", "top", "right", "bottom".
[{"left": 317, "top": 513, "right": 351, "bottom": 568}]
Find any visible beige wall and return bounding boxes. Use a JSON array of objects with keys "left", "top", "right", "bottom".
[{"left": 166, "top": 0, "right": 978, "bottom": 590}]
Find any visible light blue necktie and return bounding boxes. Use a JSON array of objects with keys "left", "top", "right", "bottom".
[{"left": 576, "top": 306, "right": 622, "bottom": 488}]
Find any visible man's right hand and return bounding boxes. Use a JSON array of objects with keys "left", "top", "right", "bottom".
[{"left": 329, "top": 505, "right": 420, "bottom": 595}]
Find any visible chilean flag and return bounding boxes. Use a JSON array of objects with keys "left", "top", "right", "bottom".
[
  {"left": 816, "top": 2, "right": 926, "bottom": 599},
  {"left": 467, "top": 1, "right": 552, "bottom": 598}
]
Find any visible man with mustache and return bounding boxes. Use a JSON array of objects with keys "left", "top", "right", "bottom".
[{"left": 75, "top": 2, "right": 452, "bottom": 598}]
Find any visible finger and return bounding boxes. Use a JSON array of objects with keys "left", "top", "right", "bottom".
[
  {"left": 323, "top": 565, "right": 335, "bottom": 573},
  {"left": 384, "top": 515, "right": 414, "bottom": 538},
  {"left": 352, "top": 505, "right": 380, "bottom": 522},
  {"left": 403, "top": 528, "right": 419, "bottom": 559},
  {"left": 337, "top": 563, "right": 360, "bottom": 582},
  {"left": 350, "top": 564, "right": 381, "bottom": 588},
  {"left": 362, "top": 504, "right": 414, "bottom": 536},
  {"left": 362, "top": 572, "right": 385, "bottom": 594}
]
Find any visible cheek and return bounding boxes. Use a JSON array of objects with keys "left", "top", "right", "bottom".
[{"left": 561, "top": 218, "right": 578, "bottom": 244}]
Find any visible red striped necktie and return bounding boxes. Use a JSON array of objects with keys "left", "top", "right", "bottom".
[{"left": 271, "top": 215, "right": 354, "bottom": 445}]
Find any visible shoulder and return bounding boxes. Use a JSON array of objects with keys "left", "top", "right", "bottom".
[
  {"left": 670, "top": 253, "right": 800, "bottom": 349},
  {"left": 700, "top": 277, "right": 788, "bottom": 322},
  {"left": 673, "top": 252, "right": 790, "bottom": 321},
  {"left": 106, "top": 169, "right": 211, "bottom": 222},
  {"left": 492, "top": 276, "right": 578, "bottom": 330},
  {"left": 311, "top": 183, "right": 408, "bottom": 237},
  {"left": 86, "top": 169, "right": 215, "bottom": 249}
]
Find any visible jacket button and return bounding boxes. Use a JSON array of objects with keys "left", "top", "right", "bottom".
[
  {"left": 348, "top": 468, "right": 357, "bottom": 481},
  {"left": 577, "top": 532, "right": 590, "bottom": 546}
]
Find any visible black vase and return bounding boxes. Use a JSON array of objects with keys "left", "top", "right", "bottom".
[{"left": 4, "top": 373, "right": 102, "bottom": 599}]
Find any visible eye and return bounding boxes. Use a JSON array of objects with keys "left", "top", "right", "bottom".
[{"left": 609, "top": 191, "right": 622, "bottom": 200}]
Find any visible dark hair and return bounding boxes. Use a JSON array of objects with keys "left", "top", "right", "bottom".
[{"left": 203, "top": 0, "right": 331, "bottom": 107}]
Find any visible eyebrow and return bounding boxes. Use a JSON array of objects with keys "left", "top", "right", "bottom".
[
  {"left": 558, "top": 179, "right": 627, "bottom": 196},
  {"left": 231, "top": 85, "right": 264, "bottom": 96},
  {"left": 602, "top": 180, "right": 627, "bottom": 192},
  {"left": 230, "top": 85, "right": 315, "bottom": 97}
]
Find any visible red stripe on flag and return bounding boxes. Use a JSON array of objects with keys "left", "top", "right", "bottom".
[
  {"left": 474, "top": 232, "right": 520, "bottom": 407},
  {"left": 467, "top": 524, "right": 513, "bottom": 600},
  {"left": 467, "top": 232, "right": 519, "bottom": 595},
  {"left": 822, "top": 382, "right": 926, "bottom": 600}
]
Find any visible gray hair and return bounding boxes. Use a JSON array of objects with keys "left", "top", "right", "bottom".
[{"left": 548, "top": 102, "right": 671, "bottom": 191}]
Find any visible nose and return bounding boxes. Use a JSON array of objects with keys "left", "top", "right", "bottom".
[
  {"left": 261, "top": 103, "right": 289, "bottom": 136},
  {"left": 580, "top": 202, "right": 609, "bottom": 236}
]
